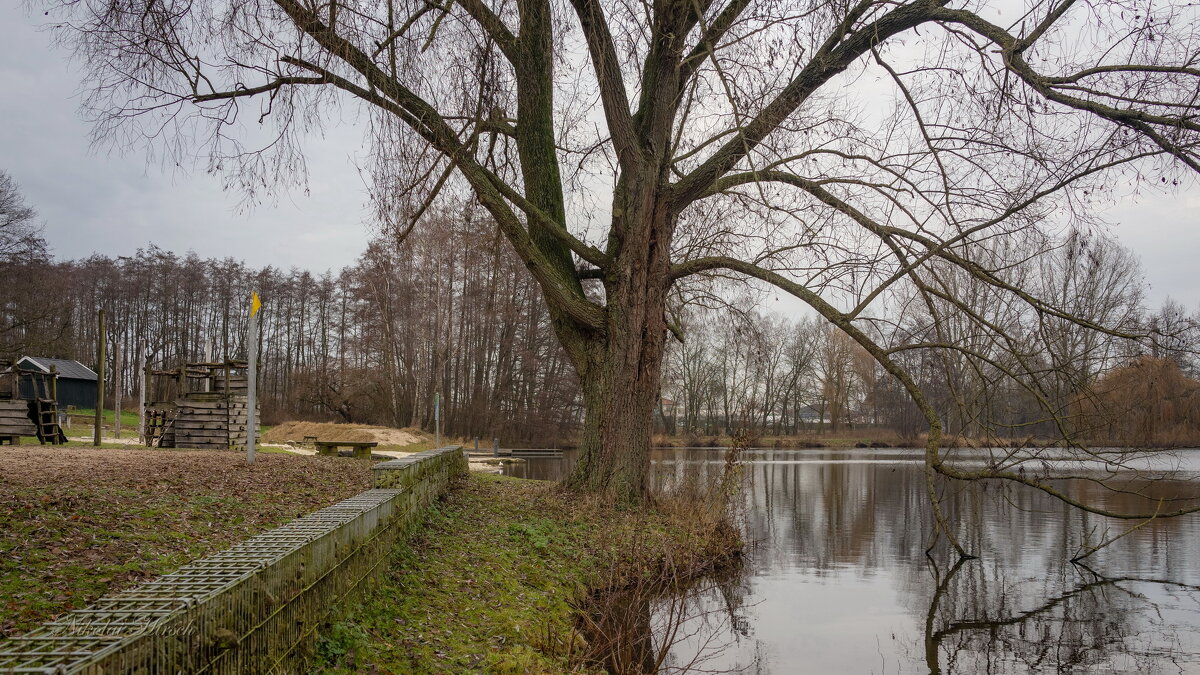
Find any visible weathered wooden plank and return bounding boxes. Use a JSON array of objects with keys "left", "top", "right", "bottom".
[
  {"left": 177, "top": 412, "right": 230, "bottom": 421},
  {"left": 177, "top": 412, "right": 227, "bottom": 419},
  {"left": 176, "top": 431, "right": 229, "bottom": 439},
  {"left": 176, "top": 400, "right": 225, "bottom": 409}
]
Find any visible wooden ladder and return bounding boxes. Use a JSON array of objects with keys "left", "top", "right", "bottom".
[
  {"left": 32, "top": 397, "right": 66, "bottom": 444},
  {"left": 145, "top": 409, "right": 176, "bottom": 447},
  {"left": 146, "top": 409, "right": 166, "bottom": 446}
]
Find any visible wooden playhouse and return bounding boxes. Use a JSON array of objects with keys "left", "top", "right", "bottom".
[
  {"left": 144, "top": 360, "right": 256, "bottom": 450},
  {"left": 0, "top": 361, "right": 67, "bottom": 444}
]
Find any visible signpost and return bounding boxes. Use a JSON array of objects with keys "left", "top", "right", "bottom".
[
  {"left": 246, "top": 292, "right": 261, "bottom": 464},
  {"left": 434, "top": 391, "right": 441, "bottom": 449}
]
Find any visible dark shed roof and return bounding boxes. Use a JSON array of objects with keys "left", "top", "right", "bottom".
[{"left": 18, "top": 357, "right": 99, "bottom": 381}]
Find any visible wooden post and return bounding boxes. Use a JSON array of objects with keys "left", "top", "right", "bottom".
[
  {"left": 138, "top": 351, "right": 147, "bottom": 444},
  {"left": 113, "top": 341, "right": 123, "bottom": 437},
  {"left": 434, "top": 391, "right": 441, "bottom": 449},
  {"left": 204, "top": 338, "right": 212, "bottom": 392},
  {"left": 94, "top": 308, "right": 105, "bottom": 447},
  {"left": 246, "top": 292, "right": 261, "bottom": 464}
]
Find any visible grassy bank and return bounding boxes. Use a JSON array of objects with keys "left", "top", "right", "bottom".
[
  {"left": 313, "top": 474, "right": 741, "bottom": 674},
  {"left": 0, "top": 446, "right": 371, "bottom": 637}
]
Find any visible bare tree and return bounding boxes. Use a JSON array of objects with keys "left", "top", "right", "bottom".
[
  {"left": 49, "top": 0, "right": 1200, "bottom": 518},
  {"left": 0, "top": 172, "right": 61, "bottom": 356},
  {"left": 0, "top": 171, "right": 46, "bottom": 262}
]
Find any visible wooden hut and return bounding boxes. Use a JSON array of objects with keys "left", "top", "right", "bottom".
[
  {"left": 145, "top": 360, "right": 256, "bottom": 451},
  {"left": 0, "top": 361, "right": 67, "bottom": 444},
  {"left": 16, "top": 357, "right": 98, "bottom": 409}
]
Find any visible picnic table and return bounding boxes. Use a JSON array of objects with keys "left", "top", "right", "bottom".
[{"left": 314, "top": 440, "right": 378, "bottom": 459}]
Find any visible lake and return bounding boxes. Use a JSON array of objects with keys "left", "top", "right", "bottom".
[{"left": 504, "top": 447, "right": 1200, "bottom": 674}]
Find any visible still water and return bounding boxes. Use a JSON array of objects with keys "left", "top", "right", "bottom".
[{"left": 504, "top": 448, "right": 1200, "bottom": 674}]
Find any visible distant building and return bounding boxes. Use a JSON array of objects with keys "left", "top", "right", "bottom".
[{"left": 16, "top": 356, "right": 98, "bottom": 409}]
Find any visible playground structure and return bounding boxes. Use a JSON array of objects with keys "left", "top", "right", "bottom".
[
  {"left": 0, "top": 361, "right": 67, "bottom": 444},
  {"left": 144, "top": 359, "right": 256, "bottom": 451}
]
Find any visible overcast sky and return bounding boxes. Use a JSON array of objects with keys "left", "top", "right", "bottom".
[
  {"left": 0, "top": 3, "right": 374, "bottom": 275},
  {"left": 2, "top": 4, "right": 1198, "bottom": 308}
]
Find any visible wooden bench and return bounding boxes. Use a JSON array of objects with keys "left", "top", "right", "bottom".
[{"left": 314, "top": 440, "right": 378, "bottom": 459}]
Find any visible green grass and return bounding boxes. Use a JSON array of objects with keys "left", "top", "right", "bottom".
[
  {"left": 58, "top": 408, "right": 141, "bottom": 439},
  {"left": 311, "top": 474, "right": 740, "bottom": 674},
  {"left": 68, "top": 408, "right": 139, "bottom": 426}
]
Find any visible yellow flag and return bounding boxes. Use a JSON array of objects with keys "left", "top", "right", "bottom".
[{"left": 250, "top": 291, "right": 262, "bottom": 317}]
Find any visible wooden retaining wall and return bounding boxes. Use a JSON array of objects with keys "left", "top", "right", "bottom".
[{"left": 0, "top": 446, "right": 468, "bottom": 673}]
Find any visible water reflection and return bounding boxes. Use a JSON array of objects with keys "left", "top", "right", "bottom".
[
  {"left": 575, "top": 561, "right": 749, "bottom": 675},
  {"left": 505, "top": 448, "right": 1200, "bottom": 673},
  {"left": 923, "top": 558, "right": 1200, "bottom": 674}
]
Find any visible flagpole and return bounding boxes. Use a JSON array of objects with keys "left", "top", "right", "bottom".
[{"left": 246, "top": 292, "right": 260, "bottom": 464}]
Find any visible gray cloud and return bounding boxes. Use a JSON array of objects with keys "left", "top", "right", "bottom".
[{"left": 0, "top": 4, "right": 371, "bottom": 274}]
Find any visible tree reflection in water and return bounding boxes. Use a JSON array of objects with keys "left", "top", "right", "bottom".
[
  {"left": 573, "top": 556, "right": 752, "bottom": 674},
  {"left": 925, "top": 557, "right": 1200, "bottom": 674},
  {"left": 513, "top": 448, "right": 1200, "bottom": 674}
]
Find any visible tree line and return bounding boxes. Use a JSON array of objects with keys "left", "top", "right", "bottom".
[
  {"left": 3, "top": 173, "right": 1197, "bottom": 447},
  {"left": 664, "top": 232, "right": 1200, "bottom": 445},
  {"left": 1, "top": 176, "right": 580, "bottom": 442}
]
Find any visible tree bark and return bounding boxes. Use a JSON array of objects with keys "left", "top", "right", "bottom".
[
  {"left": 565, "top": 326, "right": 666, "bottom": 503},
  {"left": 562, "top": 176, "right": 674, "bottom": 504}
]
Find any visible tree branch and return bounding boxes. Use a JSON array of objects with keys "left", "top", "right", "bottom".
[{"left": 670, "top": 0, "right": 945, "bottom": 207}]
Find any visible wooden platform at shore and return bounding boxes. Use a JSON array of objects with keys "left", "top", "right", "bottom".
[{"left": 467, "top": 447, "right": 566, "bottom": 458}]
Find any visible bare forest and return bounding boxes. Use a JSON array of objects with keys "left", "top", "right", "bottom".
[{"left": 4, "top": 177, "right": 1197, "bottom": 447}]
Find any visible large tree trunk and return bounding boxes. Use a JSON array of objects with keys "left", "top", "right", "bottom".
[
  {"left": 561, "top": 177, "right": 674, "bottom": 504},
  {"left": 565, "top": 322, "right": 667, "bottom": 503}
]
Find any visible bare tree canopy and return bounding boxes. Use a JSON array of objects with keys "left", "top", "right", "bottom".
[
  {"left": 0, "top": 171, "right": 46, "bottom": 262},
  {"left": 48, "top": 0, "right": 1200, "bottom": 540}
]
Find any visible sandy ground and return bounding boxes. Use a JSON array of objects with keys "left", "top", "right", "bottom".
[
  {"left": 72, "top": 421, "right": 503, "bottom": 473},
  {"left": 65, "top": 435, "right": 143, "bottom": 445},
  {"left": 274, "top": 444, "right": 506, "bottom": 473},
  {"left": 263, "top": 421, "right": 428, "bottom": 447}
]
